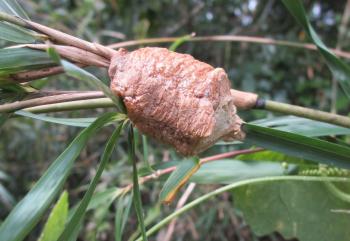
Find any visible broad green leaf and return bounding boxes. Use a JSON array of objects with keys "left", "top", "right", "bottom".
[
  {"left": 38, "top": 191, "right": 69, "bottom": 241},
  {"left": 58, "top": 123, "right": 124, "bottom": 241},
  {"left": 61, "top": 60, "right": 125, "bottom": 113},
  {"left": 234, "top": 180, "right": 350, "bottom": 241},
  {"left": 0, "top": 112, "right": 122, "bottom": 241},
  {"left": 128, "top": 126, "right": 148, "bottom": 241},
  {"left": 251, "top": 116, "right": 350, "bottom": 137},
  {"left": 137, "top": 176, "right": 350, "bottom": 241},
  {"left": 0, "top": 48, "right": 55, "bottom": 76},
  {"left": 0, "top": 0, "right": 29, "bottom": 19},
  {"left": 15, "top": 110, "right": 96, "bottom": 127},
  {"left": 191, "top": 160, "right": 295, "bottom": 184},
  {"left": 244, "top": 123, "right": 350, "bottom": 169},
  {"left": 160, "top": 157, "right": 200, "bottom": 204},
  {"left": 282, "top": 0, "right": 350, "bottom": 98}
]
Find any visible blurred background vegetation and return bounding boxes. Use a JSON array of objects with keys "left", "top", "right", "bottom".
[{"left": 1, "top": 0, "right": 349, "bottom": 240}]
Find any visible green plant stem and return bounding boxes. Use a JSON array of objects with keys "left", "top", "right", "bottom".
[
  {"left": 4, "top": 93, "right": 347, "bottom": 128},
  {"left": 23, "top": 98, "right": 114, "bottom": 113},
  {"left": 0, "top": 11, "right": 30, "bottom": 28},
  {"left": 261, "top": 100, "right": 350, "bottom": 128},
  {"left": 0, "top": 92, "right": 105, "bottom": 113},
  {"left": 135, "top": 175, "right": 350, "bottom": 241}
]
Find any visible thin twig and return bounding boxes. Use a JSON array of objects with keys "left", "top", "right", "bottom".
[
  {"left": 21, "top": 98, "right": 114, "bottom": 113},
  {"left": 21, "top": 44, "right": 110, "bottom": 67},
  {"left": 121, "top": 148, "right": 264, "bottom": 194},
  {"left": 162, "top": 183, "right": 196, "bottom": 241},
  {"left": 108, "top": 35, "right": 350, "bottom": 59},
  {"left": 9, "top": 66, "right": 65, "bottom": 82},
  {"left": 262, "top": 99, "right": 350, "bottom": 128},
  {"left": 0, "top": 92, "right": 106, "bottom": 113}
]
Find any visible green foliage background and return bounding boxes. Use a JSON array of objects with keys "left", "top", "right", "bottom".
[{"left": 1, "top": 1, "right": 350, "bottom": 241}]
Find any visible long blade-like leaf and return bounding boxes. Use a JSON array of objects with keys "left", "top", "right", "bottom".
[
  {"left": 128, "top": 125, "right": 148, "bottom": 241},
  {"left": 38, "top": 191, "right": 69, "bottom": 241},
  {"left": 58, "top": 123, "right": 124, "bottom": 241},
  {"left": 251, "top": 116, "right": 350, "bottom": 137},
  {"left": 282, "top": 0, "right": 350, "bottom": 98},
  {"left": 0, "top": 112, "right": 123, "bottom": 241},
  {"left": 0, "top": 48, "right": 55, "bottom": 76},
  {"left": 0, "top": 22, "right": 39, "bottom": 43},
  {"left": 15, "top": 110, "right": 96, "bottom": 127},
  {"left": 160, "top": 157, "right": 200, "bottom": 204},
  {"left": 0, "top": 0, "right": 29, "bottom": 19},
  {"left": 244, "top": 123, "right": 350, "bottom": 169},
  {"left": 61, "top": 60, "right": 125, "bottom": 113}
]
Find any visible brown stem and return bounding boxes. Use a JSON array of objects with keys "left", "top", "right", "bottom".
[
  {"left": 25, "top": 18, "right": 115, "bottom": 59},
  {"left": 22, "top": 44, "right": 110, "bottom": 67},
  {"left": 121, "top": 148, "right": 264, "bottom": 193},
  {"left": 0, "top": 91, "right": 105, "bottom": 113},
  {"left": 9, "top": 66, "right": 65, "bottom": 83},
  {"left": 108, "top": 35, "right": 350, "bottom": 59}
]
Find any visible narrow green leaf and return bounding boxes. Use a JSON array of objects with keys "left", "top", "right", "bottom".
[
  {"left": 169, "top": 33, "right": 194, "bottom": 51},
  {"left": 15, "top": 110, "right": 96, "bottom": 127},
  {"left": 251, "top": 116, "right": 350, "bottom": 137},
  {"left": 58, "top": 123, "right": 124, "bottom": 241},
  {"left": 159, "top": 157, "right": 200, "bottom": 204},
  {"left": 0, "top": 48, "right": 55, "bottom": 76},
  {"left": 115, "top": 194, "right": 133, "bottom": 241},
  {"left": 282, "top": 0, "right": 350, "bottom": 98},
  {"left": 0, "top": 112, "right": 121, "bottom": 241},
  {"left": 244, "top": 123, "right": 350, "bottom": 169},
  {"left": 128, "top": 125, "right": 148, "bottom": 241},
  {"left": 0, "top": 22, "right": 38, "bottom": 43},
  {"left": 38, "top": 191, "right": 69, "bottom": 241},
  {"left": 61, "top": 60, "right": 126, "bottom": 113},
  {"left": 0, "top": 0, "right": 29, "bottom": 19}
]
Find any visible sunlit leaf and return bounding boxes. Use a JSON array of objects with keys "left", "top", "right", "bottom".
[{"left": 38, "top": 191, "right": 69, "bottom": 241}]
